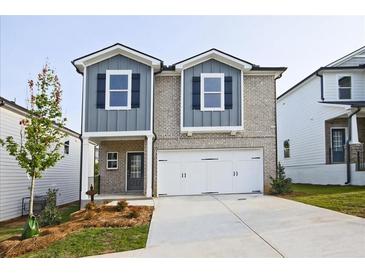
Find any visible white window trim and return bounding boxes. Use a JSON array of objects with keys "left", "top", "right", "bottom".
[
  {"left": 105, "top": 70, "right": 132, "bottom": 110},
  {"left": 200, "top": 73, "right": 225, "bottom": 111},
  {"left": 337, "top": 74, "right": 352, "bottom": 101},
  {"left": 106, "top": 152, "right": 118, "bottom": 170}
]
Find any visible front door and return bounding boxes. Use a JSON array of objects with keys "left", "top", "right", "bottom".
[
  {"left": 127, "top": 152, "right": 144, "bottom": 192},
  {"left": 332, "top": 128, "right": 346, "bottom": 163}
]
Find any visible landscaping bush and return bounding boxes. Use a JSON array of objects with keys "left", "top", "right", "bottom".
[
  {"left": 39, "top": 189, "right": 61, "bottom": 227},
  {"left": 127, "top": 208, "right": 140, "bottom": 219},
  {"left": 116, "top": 200, "right": 128, "bottom": 212},
  {"left": 270, "top": 162, "right": 292, "bottom": 195},
  {"left": 85, "top": 202, "right": 96, "bottom": 211}
]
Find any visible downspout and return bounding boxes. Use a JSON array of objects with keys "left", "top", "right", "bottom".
[
  {"left": 150, "top": 63, "right": 164, "bottom": 197},
  {"left": 315, "top": 71, "right": 324, "bottom": 101},
  {"left": 345, "top": 107, "right": 361, "bottom": 185},
  {"left": 78, "top": 64, "right": 86, "bottom": 209}
]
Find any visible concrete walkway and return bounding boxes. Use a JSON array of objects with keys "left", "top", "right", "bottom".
[{"left": 94, "top": 194, "right": 365, "bottom": 258}]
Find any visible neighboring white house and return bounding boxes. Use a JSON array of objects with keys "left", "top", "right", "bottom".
[
  {"left": 0, "top": 96, "right": 94, "bottom": 221},
  {"left": 277, "top": 46, "right": 365, "bottom": 186}
]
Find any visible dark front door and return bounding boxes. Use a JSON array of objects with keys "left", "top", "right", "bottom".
[
  {"left": 332, "top": 128, "right": 346, "bottom": 163},
  {"left": 127, "top": 152, "right": 144, "bottom": 192}
]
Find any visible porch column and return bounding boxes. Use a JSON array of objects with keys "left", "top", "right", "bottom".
[
  {"left": 350, "top": 114, "right": 359, "bottom": 144},
  {"left": 81, "top": 137, "right": 89, "bottom": 200},
  {"left": 146, "top": 135, "right": 153, "bottom": 197}
]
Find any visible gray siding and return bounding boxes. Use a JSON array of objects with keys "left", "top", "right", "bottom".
[
  {"left": 338, "top": 49, "right": 365, "bottom": 67},
  {"left": 85, "top": 55, "right": 151, "bottom": 132},
  {"left": 183, "top": 59, "right": 241, "bottom": 127}
]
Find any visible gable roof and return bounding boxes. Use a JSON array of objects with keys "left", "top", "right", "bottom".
[
  {"left": 0, "top": 96, "right": 80, "bottom": 138},
  {"left": 277, "top": 45, "right": 365, "bottom": 101},
  {"left": 72, "top": 43, "right": 163, "bottom": 74}
]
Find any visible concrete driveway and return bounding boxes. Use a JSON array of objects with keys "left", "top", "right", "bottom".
[{"left": 95, "top": 194, "right": 365, "bottom": 258}]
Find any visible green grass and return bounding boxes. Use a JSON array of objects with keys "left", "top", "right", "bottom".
[
  {"left": 22, "top": 225, "right": 149, "bottom": 258},
  {"left": 0, "top": 202, "right": 80, "bottom": 242},
  {"left": 283, "top": 184, "right": 365, "bottom": 218}
]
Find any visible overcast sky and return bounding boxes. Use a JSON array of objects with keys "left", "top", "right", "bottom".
[{"left": 1, "top": 16, "right": 364, "bottom": 132}]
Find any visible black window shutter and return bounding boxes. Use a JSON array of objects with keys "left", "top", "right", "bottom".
[
  {"left": 224, "top": 76, "right": 233, "bottom": 109},
  {"left": 131, "top": 73, "right": 140, "bottom": 108},
  {"left": 192, "top": 76, "right": 201, "bottom": 110},
  {"left": 96, "top": 73, "right": 106, "bottom": 109}
]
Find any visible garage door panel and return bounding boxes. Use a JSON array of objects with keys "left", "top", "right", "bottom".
[
  {"left": 206, "top": 161, "right": 233, "bottom": 193},
  {"left": 157, "top": 149, "right": 263, "bottom": 196}
]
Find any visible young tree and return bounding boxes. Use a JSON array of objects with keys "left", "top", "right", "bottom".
[
  {"left": 0, "top": 65, "right": 67, "bottom": 239},
  {"left": 270, "top": 162, "right": 293, "bottom": 195}
]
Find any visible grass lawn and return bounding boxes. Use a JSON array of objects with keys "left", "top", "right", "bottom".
[
  {"left": 22, "top": 225, "right": 149, "bottom": 258},
  {"left": 0, "top": 202, "right": 80, "bottom": 242},
  {"left": 283, "top": 184, "right": 365, "bottom": 218}
]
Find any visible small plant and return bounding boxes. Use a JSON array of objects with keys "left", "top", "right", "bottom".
[
  {"left": 127, "top": 208, "right": 140, "bottom": 219},
  {"left": 85, "top": 202, "right": 96, "bottom": 211},
  {"left": 39, "top": 189, "right": 62, "bottom": 227},
  {"left": 270, "top": 162, "right": 293, "bottom": 195},
  {"left": 116, "top": 200, "right": 128, "bottom": 212}
]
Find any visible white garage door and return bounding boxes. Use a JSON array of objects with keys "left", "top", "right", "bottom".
[{"left": 157, "top": 149, "right": 263, "bottom": 196}]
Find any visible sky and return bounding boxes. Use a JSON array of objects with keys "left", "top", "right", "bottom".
[{"left": 1, "top": 16, "right": 365, "bottom": 132}]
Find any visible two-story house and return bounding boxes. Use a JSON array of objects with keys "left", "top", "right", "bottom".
[
  {"left": 277, "top": 46, "right": 365, "bottom": 186},
  {"left": 72, "top": 43, "right": 286, "bottom": 200}
]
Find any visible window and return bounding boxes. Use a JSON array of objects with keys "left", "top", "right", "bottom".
[
  {"left": 64, "top": 141, "right": 70, "bottom": 155},
  {"left": 338, "top": 76, "right": 351, "bottom": 100},
  {"left": 283, "top": 139, "right": 290, "bottom": 158},
  {"left": 105, "top": 70, "right": 132, "bottom": 110},
  {"left": 130, "top": 154, "right": 142, "bottom": 179},
  {"left": 201, "top": 73, "right": 225, "bottom": 111},
  {"left": 107, "top": 152, "right": 118, "bottom": 170}
]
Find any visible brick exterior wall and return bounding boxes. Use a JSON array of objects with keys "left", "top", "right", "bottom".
[
  {"left": 153, "top": 75, "right": 277, "bottom": 194},
  {"left": 99, "top": 140, "right": 146, "bottom": 194}
]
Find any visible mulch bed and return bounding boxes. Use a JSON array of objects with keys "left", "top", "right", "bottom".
[{"left": 0, "top": 202, "right": 153, "bottom": 258}]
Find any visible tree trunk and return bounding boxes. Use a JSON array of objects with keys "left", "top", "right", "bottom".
[{"left": 29, "top": 174, "right": 36, "bottom": 216}]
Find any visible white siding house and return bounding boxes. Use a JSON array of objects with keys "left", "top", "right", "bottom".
[
  {"left": 0, "top": 97, "right": 89, "bottom": 221},
  {"left": 277, "top": 46, "right": 365, "bottom": 186}
]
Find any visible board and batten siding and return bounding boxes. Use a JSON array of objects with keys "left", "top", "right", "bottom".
[
  {"left": 85, "top": 55, "right": 152, "bottom": 132},
  {"left": 183, "top": 59, "right": 242, "bottom": 127},
  {"left": 277, "top": 77, "right": 349, "bottom": 168},
  {"left": 323, "top": 70, "right": 365, "bottom": 101},
  {"left": 0, "top": 107, "right": 81, "bottom": 221}
]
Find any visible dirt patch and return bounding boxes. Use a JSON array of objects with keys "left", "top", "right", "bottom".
[{"left": 0, "top": 202, "right": 153, "bottom": 258}]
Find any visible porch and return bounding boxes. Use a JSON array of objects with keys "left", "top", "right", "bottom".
[
  {"left": 81, "top": 134, "right": 153, "bottom": 201},
  {"left": 325, "top": 112, "right": 365, "bottom": 171}
]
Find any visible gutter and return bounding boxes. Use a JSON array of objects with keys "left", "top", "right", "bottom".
[
  {"left": 345, "top": 107, "right": 361, "bottom": 185},
  {"left": 78, "top": 64, "right": 86, "bottom": 209}
]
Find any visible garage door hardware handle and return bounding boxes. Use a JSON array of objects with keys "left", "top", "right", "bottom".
[
  {"left": 181, "top": 173, "right": 187, "bottom": 178},
  {"left": 158, "top": 160, "right": 168, "bottom": 162},
  {"left": 201, "top": 158, "right": 219, "bottom": 161},
  {"left": 233, "top": 171, "right": 238, "bottom": 176},
  {"left": 251, "top": 157, "right": 261, "bottom": 159}
]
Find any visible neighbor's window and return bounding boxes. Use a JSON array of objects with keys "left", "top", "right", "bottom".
[
  {"left": 338, "top": 76, "right": 351, "bottom": 100},
  {"left": 284, "top": 139, "right": 290, "bottom": 158},
  {"left": 106, "top": 70, "right": 131, "bottom": 110},
  {"left": 107, "top": 152, "right": 118, "bottom": 170},
  {"left": 64, "top": 141, "right": 70, "bottom": 155},
  {"left": 201, "top": 73, "right": 225, "bottom": 111}
]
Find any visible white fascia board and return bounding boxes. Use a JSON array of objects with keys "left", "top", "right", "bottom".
[
  {"left": 181, "top": 126, "right": 244, "bottom": 133},
  {"left": 74, "top": 45, "right": 161, "bottom": 73},
  {"left": 83, "top": 130, "right": 153, "bottom": 138},
  {"left": 175, "top": 50, "right": 252, "bottom": 71}
]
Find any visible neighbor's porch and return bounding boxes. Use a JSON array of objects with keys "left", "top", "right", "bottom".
[
  {"left": 325, "top": 110, "right": 365, "bottom": 171},
  {"left": 81, "top": 134, "right": 153, "bottom": 201}
]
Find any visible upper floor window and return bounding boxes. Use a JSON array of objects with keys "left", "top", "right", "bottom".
[
  {"left": 105, "top": 70, "right": 132, "bottom": 110},
  {"left": 200, "top": 73, "right": 225, "bottom": 111},
  {"left": 107, "top": 152, "right": 118, "bottom": 170},
  {"left": 64, "top": 141, "right": 70, "bottom": 155},
  {"left": 283, "top": 139, "right": 290, "bottom": 158},
  {"left": 338, "top": 76, "right": 351, "bottom": 100}
]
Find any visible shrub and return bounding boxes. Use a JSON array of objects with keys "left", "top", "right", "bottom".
[
  {"left": 85, "top": 202, "right": 96, "bottom": 211},
  {"left": 116, "top": 200, "right": 128, "bottom": 212},
  {"left": 270, "top": 162, "right": 293, "bottom": 195},
  {"left": 39, "top": 189, "right": 61, "bottom": 227},
  {"left": 126, "top": 208, "right": 140, "bottom": 219}
]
